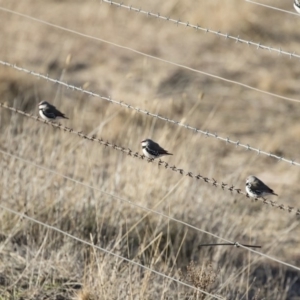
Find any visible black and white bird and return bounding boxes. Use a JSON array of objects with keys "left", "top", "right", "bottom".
[
  {"left": 245, "top": 175, "right": 278, "bottom": 198},
  {"left": 38, "top": 101, "right": 68, "bottom": 121},
  {"left": 294, "top": 0, "right": 300, "bottom": 13},
  {"left": 141, "top": 139, "right": 173, "bottom": 159}
]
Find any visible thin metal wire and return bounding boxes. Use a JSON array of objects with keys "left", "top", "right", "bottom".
[
  {"left": 0, "top": 148, "right": 255, "bottom": 249},
  {"left": 102, "top": 0, "right": 300, "bottom": 60},
  {"left": 1, "top": 61, "right": 299, "bottom": 168},
  {"left": 198, "top": 243, "right": 261, "bottom": 248},
  {"left": 0, "top": 2, "right": 299, "bottom": 283},
  {"left": 245, "top": 0, "right": 300, "bottom": 16},
  {"left": 0, "top": 204, "right": 224, "bottom": 299},
  {"left": 2, "top": 148, "right": 300, "bottom": 273},
  {"left": 0, "top": 7, "right": 299, "bottom": 104},
  {"left": 1, "top": 102, "right": 300, "bottom": 217}
]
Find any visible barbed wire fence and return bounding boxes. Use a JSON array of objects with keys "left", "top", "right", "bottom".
[
  {"left": 2, "top": 146, "right": 300, "bottom": 274},
  {"left": 0, "top": 2, "right": 300, "bottom": 296},
  {"left": 102, "top": 0, "right": 300, "bottom": 59},
  {"left": 0, "top": 148, "right": 256, "bottom": 249},
  {"left": 1, "top": 61, "right": 300, "bottom": 170},
  {"left": 0, "top": 6, "right": 299, "bottom": 104},
  {"left": 0, "top": 203, "right": 225, "bottom": 299},
  {"left": 1, "top": 102, "right": 300, "bottom": 216}
]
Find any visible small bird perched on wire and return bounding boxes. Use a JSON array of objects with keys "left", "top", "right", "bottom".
[
  {"left": 38, "top": 101, "right": 68, "bottom": 121},
  {"left": 294, "top": 0, "right": 300, "bottom": 13},
  {"left": 141, "top": 139, "right": 173, "bottom": 159},
  {"left": 245, "top": 175, "right": 278, "bottom": 198}
]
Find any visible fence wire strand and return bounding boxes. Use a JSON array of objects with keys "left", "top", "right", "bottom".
[
  {"left": 2, "top": 148, "right": 300, "bottom": 273},
  {"left": 245, "top": 0, "right": 300, "bottom": 16},
  {"left": 1, "top": 102, "right": 300, "bottom": 217},
  {"left": 102, "top": 0, "right": 300, "bottom": 60},
  {"left": 0, "top": 203, "right": 224, "bottom": 299},
  {"left": 0, "top": 7, "right": 299, "bottom": 104},
  {"left": 0, "top": 148, "right": 256, "bottom": 248},
  {"left": 1, "top": 60, "right": 300, "bottom": 169},
  {"left": 0, "top": 1, "right": 300, "bottom": 292}
]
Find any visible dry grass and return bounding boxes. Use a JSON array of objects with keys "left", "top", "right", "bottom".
[{"left": 0, "top": 0, "right": 300, "bottom": 299}]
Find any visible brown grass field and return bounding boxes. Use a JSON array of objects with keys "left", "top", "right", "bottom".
[{"left": 0, "top": 0, "right": 300, "bottom": 299}]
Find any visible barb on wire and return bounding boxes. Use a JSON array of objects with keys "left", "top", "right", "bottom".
[
  {"left": 102, "top": 0, "right": 300, "bottom": 60},
  {"left": 0, "top": 148, "right": 260, "bottom": 253},
  {"left": 1, "top": 102, "right": 300, "bottom": 217},
  {"left": 0, "top": 8, "right": 299, "bottom": 104},
  {"left": 0, "top": 204, "right": 223, "bottom": 299},
  {"left": 0, "top": 61, "right": 299, "bottom": 168},
  {"left": 2, "top": 150, "right": 300, "bottom": 273},
  {"left": 198, "top": 243, "right": 261, "bottom": 249}
]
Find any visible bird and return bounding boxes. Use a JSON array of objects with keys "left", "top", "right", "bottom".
[
  {"left": 38, "top": 101, "right": 68, "bottom": 121},
  {"left": 141, "top": 139, "right": 173, "bottom": 159},
  {"left": 245, "top": 175, "right": 278, "bottom": 198},
  {"left": 294, "top": 0, "right": 300, "bottom": 13}
]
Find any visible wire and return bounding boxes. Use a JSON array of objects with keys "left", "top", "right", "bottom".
[
  {"left": 102, "top": 0, "right": 300, "bottom": 60},
  {"left": 0, "top": 6, "right": 299, "bottom": 104},
  {"left": 1, "top": 102, "right": 299, "bottom": 216},
  {"left": 245, "top": 0, "right": 300, "bottom": 16},
  {"left": 1, "top": 62, "right": 300, "bottom": 170},
  {"left": 1, "top": 148, "right": 300, "bottom": 272},
  {"left": 198, "top": 243, "right": 261, "bottom": 248},
  {"left": 0, "top": 147, "right": 250, "bottom": 246},
  {"left": 0, "top": 203, "right": 223, "bottom": 299}
]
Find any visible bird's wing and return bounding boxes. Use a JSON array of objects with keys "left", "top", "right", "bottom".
[
  {"left": 261, "top": 182, "right": 273, "bottom": 193},
  {"left": 43, "top": 107, "right": 57, "bottom": 119},
  {"left": 149, "top": 141, "right": 172, "bottom": 156},
  {"left": 258, "top": 181, "right": 277, "bottom": 195},
  {"left": 146, "top": 147, "right": 160, "bottom": 157},
  {"left": 157, "top": 147, "right": 172, "bottom": 155},
  {"left": 53, "top": 108, "right": 68, "bottom": 119},
  {"left": 151, "top": 142, "right": 168, "bottom": 154}
]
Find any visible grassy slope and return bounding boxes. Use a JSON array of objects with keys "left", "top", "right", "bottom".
[{"left": 0, "top": 0, "right": 300, "bottom": 299}]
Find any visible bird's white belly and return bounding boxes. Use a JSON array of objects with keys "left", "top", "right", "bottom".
[
  {"left": 39, "top": 110, "right": 50, "bottom": 120},
  {"left": 143, "top": 148, "right": 156, "bottom": 159},
  {"left": 246, "top": 185, "right": 260, "bottom": 198}
]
